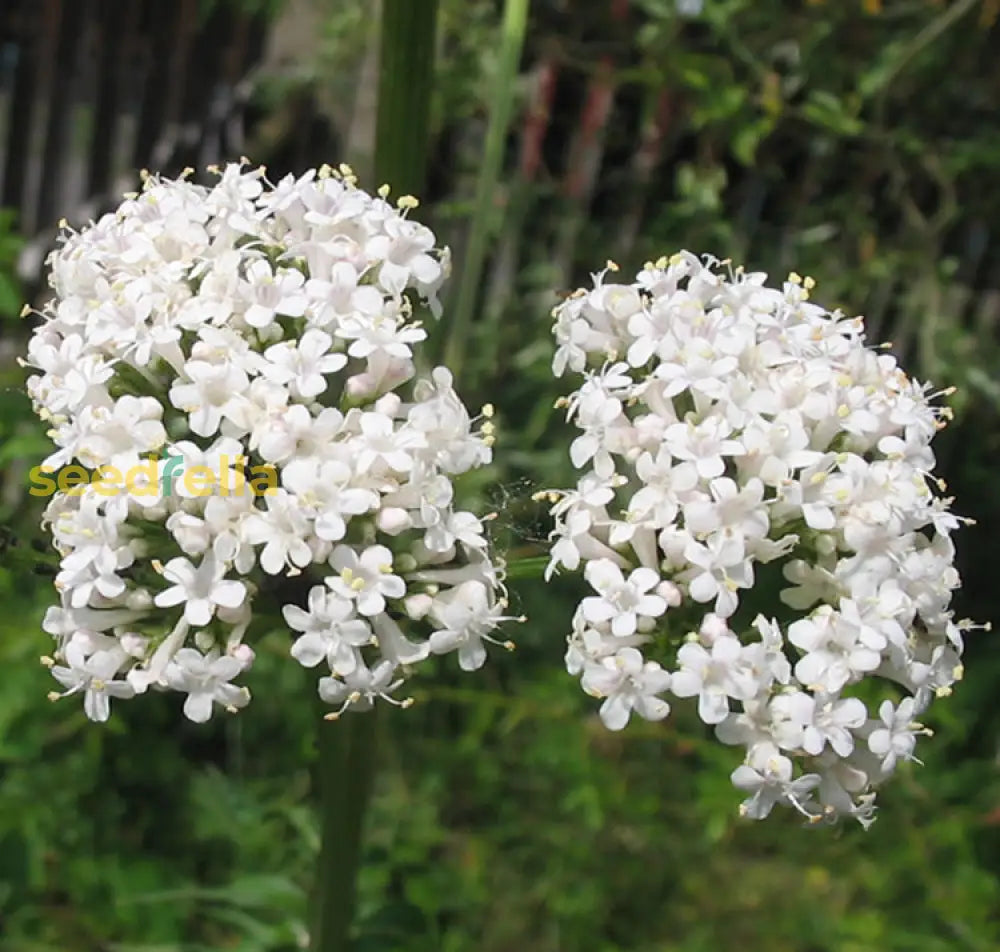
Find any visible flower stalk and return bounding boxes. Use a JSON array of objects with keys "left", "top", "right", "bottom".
[
  {"left": 311, "top": 710, "right": 380, "bottom": 952},
  {"left": 444, "top": 0, "right": 530, "bottom": 379},
  {"left": 311, "top": 3, "right": 440, "bottom": 950}
]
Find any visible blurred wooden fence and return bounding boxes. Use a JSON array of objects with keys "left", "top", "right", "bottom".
[{"left": 0, "top": 0, "right": 268, "bottom": 282}]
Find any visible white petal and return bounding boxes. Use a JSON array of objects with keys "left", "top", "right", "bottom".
[
  {"left": 183, "top": 691, "right": 215, "bottom": 723},
  {"left": 599, "top": 695, "right": 632, "bottom": 731}
]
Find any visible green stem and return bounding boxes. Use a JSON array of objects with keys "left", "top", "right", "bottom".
[
  {"left": 502, "top": 554, "right": 550, "bottom": 580},
  {"left": 443, "top": 0, "right": 530, "bottom": 380},
  {"left": 374, "top": 0, "right": 440, "bottom": 195},
  {"left": 311, "top": 711, "right": 380, "bottom": 952},
  {"left": 310, "top": 3, "right": 439, "bottom": 950}
]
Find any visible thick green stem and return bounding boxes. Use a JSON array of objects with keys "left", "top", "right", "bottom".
[
  {"left": 375, "top": 0, "right": 440, "bottom": 194},
  {"left": 311, "top": 711, "right": 380, "bottom": 952},
  {"left": 443, "top": 0, "right": 530, "bottom": 379},
  {"left": 310, "top": 3, "right": 439, "bottom": 950}
]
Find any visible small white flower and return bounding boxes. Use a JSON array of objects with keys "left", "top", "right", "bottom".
[
  {"left": 284, "top": 586, "right": 372, "bottom": 675},
  {"left": 165, "top": 648, "right": 250, "bottom": 722},
  {"left": 169, "top": 359, "right": 248, "bottom": 438},
  {"left": 427, "top": 580, "right": 513, "bottom": 671},
  {"left": 581, "top": 560, "right": 667, "bottom": 638},
  {"left": 354, "top": 412, "right": 425, "bottom": 474},
  {"left": 771, "top": 691, "right": 867, "bottom": 757},
  {"left": 49, "top": 641, "right": 134, "bottom": 722},
  {"left": 670, "top": 635, "right": 755, "bottom": 725},
  {"left": 259, "top": 329, "right": 347, "bottom": 399},
  {"left": 241, "top": 490, "right": 315, "bottom": 575},
  {"left": 731, "top": 744, "right": 821, "bottom": 820},
  {"left": 318, "top": 659, "right": 404, "bottom": 715},
  {"left": 154, "top": 553, "right": 247, "bottom": 627},
  {"left": 328, "top": 544, "right": 406, "bottom": 617},
  {"left": 581, "top": 647, "right": 671, "bottom": 730},
  {"left": 867, "top": 698, "right": 924, "bottom": 773},
  {"left": 240, "top": 259, "right": 308, "bottom": 328}
]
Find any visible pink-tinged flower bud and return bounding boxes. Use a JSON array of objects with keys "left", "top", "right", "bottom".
[{"left": 230, "top": 644, "right": 256, "bottom": 669}]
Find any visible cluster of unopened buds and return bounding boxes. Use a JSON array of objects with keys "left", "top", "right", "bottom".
[
  {"left": 26, "top": 161, "right": 520, "bottom": 724},
  {"left": 543, "top": 251, "right": 980, "bottom": 825}
]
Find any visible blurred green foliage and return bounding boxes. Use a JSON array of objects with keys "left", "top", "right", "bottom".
[
  {"left": 0, "top": 211, "right": 22, "bottom": 320},
  {"left": 2, "top": 0, "right": 1000, "bottom": 950}
]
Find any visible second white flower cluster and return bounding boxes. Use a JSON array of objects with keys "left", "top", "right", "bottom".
[{"left": 546, "top": 252, "right": 969, "bottom": 825}]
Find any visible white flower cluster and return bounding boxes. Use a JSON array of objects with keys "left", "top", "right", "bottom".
[
  {"left": 545, "top": 251, "right": 976, "bottom": 826},
  {"left": 27, "top": 161, "right": 517, "bottom": 724}
]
